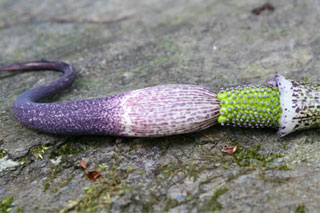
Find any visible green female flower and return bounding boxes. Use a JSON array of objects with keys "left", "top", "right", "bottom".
[{"left": 217, "top": 74, "right": 320, "bottom": 136}]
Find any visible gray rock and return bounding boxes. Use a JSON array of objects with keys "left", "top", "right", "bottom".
[{"left": 0, "top": 0, "right": 320, "bottom": 212}]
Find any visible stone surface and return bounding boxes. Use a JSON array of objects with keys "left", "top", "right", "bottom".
[{"left": 0, "top": 0, "right": 320, "bottom": 212}]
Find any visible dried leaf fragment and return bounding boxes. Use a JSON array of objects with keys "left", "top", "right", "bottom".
[
  {"left": 80, "top": 160, "right": 87, "bottom": 169},
  {"left": 86, "top": 171, "right": 102, "bottom": 181},
  {"left": 252, "top": 3, "right": 275, "bottom": 15},
  {"left": 222, "top": 145, "right": 237, "bottom": 154}
]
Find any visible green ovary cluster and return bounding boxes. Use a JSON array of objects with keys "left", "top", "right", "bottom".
[{"left": 217, "top": 85, "right": 282, "bottom": 128}]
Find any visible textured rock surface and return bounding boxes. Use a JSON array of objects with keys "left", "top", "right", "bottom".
[{"left": 0, "top": 0, "right": 320, "bottom": 212}]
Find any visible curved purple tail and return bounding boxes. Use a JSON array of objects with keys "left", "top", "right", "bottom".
[
  {"left": 0, "top": 60, "right": 76, "bottom": 104},
  {"left": 0, "top": 61, "right": 124, "bottom": 135}
]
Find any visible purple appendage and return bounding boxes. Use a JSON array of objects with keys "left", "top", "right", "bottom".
[
  {"left": 13, "top": 95, "right": 125, "bottom": 135},
  {"left": 1, "top": 60, "right": 220, "bottom": 137},
  {"left": 1, "top": 61, "right": 125, "bottom": 135}
]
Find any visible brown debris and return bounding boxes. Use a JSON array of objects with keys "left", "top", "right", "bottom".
[
  {"left": 86, "top": 171, "right": 102, "bottom": 181},
  {"left": 79, "top": 160, "right": 87, "bottom": 169},
  {"left": 252, "top": 3, "right": 275, "bottom": 15},
  {"left": 221, "top": 145, "right": 237, "bottom": 154}
]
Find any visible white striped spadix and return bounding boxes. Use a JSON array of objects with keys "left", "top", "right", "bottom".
[{"left": 118, "top": 84, "right": 220, "bottom": 137}]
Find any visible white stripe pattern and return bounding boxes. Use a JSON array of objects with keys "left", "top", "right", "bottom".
[{"left": 119, "top": 84, "right": 220, "bottom": 137}]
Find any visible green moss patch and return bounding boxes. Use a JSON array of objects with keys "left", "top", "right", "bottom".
[
  {"left": 72, "top": 165, "right": 134, "bottom": 212},
  {"left": 50, "top": 142, "right": 87, "bottom": 158},
  {"left": 0, "top": 149, "right": 6, "bottom": 158},
  {"left": 0, "top": 196, "right": 14, "bottom": 213},
  {"left": 232, "top": 144, "right": 290, "bottom": 170},
  {"left": 0, "top": 196, "right": 22, "bottom": 213},
  {"left": 207, "top": 188, "right": 229, "bottom": 212}
]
